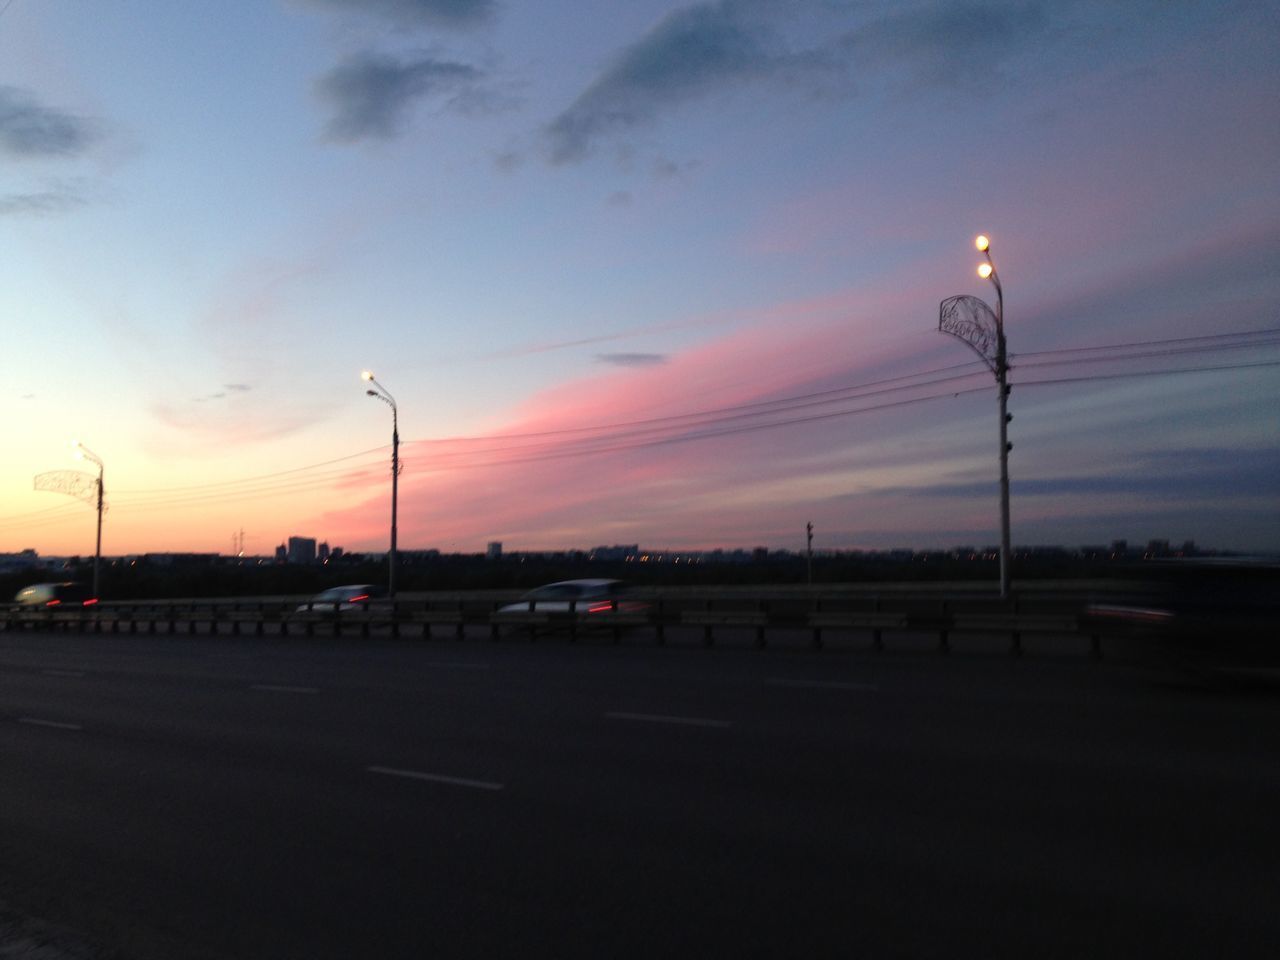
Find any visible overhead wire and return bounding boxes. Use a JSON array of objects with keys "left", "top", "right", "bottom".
[{"left": 3, "top": 328, "right": 1277, "bottom": 533}]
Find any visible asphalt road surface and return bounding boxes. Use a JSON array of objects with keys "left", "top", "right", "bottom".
[{"left": 2, "top": 629, "right": 1278, "bottom": 959}]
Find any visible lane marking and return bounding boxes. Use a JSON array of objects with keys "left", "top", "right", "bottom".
[
  {"left": 42, "top": 669, "right": 86, "bottom": 678},
  {"left": 18, "top": 717, "right": 83, "bottom": 731},
  {"left": 367, "top": 766, "right": 504, "bottom": 792},
  {"left": 766, "top": 678, "right": 879, "bottom": 693},
  {"left": 250, "top": 684, "right": 321, "bottom": 694},
  {"left": 606, "top": 712, "right": 732, "bottom": 729}
]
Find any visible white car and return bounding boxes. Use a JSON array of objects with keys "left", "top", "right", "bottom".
[
  {"left": 295, "top": 584, "right": 387, "bottom": 614},
  {"left": 496, "top": 579, "right": 648, "bottom": 617}
]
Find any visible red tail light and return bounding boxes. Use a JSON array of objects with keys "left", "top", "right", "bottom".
[
  {"left": 46, "top": 599, "right": 61, "bottom": 607},
  {"left": 349, "top": 594, "right": 370, "bottom": 603},
  {"left": 587, "top": 601, "right": 615, "bottom": 614},
  {"left": 83, "top": 598, "right": 99, "bottom": 606}
]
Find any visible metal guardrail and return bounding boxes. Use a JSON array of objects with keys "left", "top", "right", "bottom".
[{"left": 0, "top": 587, "right": 1121, "bottom": 657}]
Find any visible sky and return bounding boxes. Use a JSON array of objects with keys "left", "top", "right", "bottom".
[{"left": 1, "top": 0, "right": 1278, "bottom": 558}]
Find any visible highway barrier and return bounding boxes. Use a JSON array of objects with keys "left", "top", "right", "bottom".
[{"left": 0, "top": 582, "right": 1159, "bottom": 658}]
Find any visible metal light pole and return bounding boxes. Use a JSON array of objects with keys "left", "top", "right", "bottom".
[
  {"left": 73, "top": 441, "right": 105, "bottom": 600},
  {"left": 362, "top": 371, "right": 399, "bottom": 598},
  {"left": 938, "top": 234, "right": 1013, "bottom": 598}
]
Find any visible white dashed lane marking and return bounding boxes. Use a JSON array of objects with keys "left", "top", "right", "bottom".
[
  {"left": 367, "top": 766, "right": 505, "bottom": 792},
  {"left": 17, "top": 718, "right": 83, "bottom": 731}
]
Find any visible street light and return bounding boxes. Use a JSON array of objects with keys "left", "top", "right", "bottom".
[
  {"left": 361, "top": 371, "right": 399, "bottom": 598},
  {"left": 938, "top": 234, "right": 1013, "bottom": 599},
  {"left": 72, "top": 440, "right": 105, "bottom": 600}
]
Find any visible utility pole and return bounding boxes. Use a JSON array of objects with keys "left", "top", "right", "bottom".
[{"left": 806, "top": 521, "right": 814, "bottom": 586}]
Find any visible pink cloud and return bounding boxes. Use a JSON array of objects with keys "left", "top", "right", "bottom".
[{"left": 317, "top": 285, "right": 997, "bottom": 551}]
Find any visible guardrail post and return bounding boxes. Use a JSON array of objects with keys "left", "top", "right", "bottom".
[
  {"left": 702, "top": 599, "right": 714, "bottom": 648},
  {"left": 655, "top": 599, "right": 666, "bottom": 646},
  {"left": 755, "top": 600, "right": 767, "bottom": 649},
  {"left": 1010, "top": 631, "right": 1023, "bottom": 657}
]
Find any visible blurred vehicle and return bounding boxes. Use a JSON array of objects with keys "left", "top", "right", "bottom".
[
  {"left": 1084, "top": 558, "right": 1280, "bottom": 675},
  {"left": 13, "top": 582, "right": 97, "bottom": 607},
  {"left": 294, "top": 584, "right": 387, "bottom": 614},
  {"left": 497, "top": 579, "right": 646, "bottom": 615}
]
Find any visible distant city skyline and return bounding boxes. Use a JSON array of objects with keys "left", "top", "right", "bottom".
[{"left": 3, "top": 2, "right": 1278, "bottom": 556}]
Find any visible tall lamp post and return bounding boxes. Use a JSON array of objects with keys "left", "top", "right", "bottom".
[
  {"left": 938, "top": 234, "right": 1012, "bottom": 599},
  {"left": 73, "top": 441, "right": 105, "bottom": 600},
  {"left": 361, "top": 371, "right": 399, "bottom": 598}
]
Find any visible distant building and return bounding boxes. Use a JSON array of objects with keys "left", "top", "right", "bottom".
[
  {"left": 143, "top": 553, "right": 219, "bottom": 566},
  {"left": 318, "top": 542, "right": 330, "bottom": 563},
  {"left": 590, "top": 544, "right": 638, "bottom": 562},
  {"left": 487, "top": 541, "right": 503, "bottom": 559},
  {"left": 0, "top": 549, "right": 40, "bottom": 573},
  {"left": 275, "top": 544, "right": 287, "bottom": 564},
  {"left": 287, "top": 537, "right": 317, "bottom": 564}
]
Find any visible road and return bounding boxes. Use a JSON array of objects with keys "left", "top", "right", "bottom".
[{"left": 2, "top": 629, "right": 1278, "bottom": 958}]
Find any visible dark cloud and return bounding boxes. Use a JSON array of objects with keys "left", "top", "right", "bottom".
[
  {"left": 545, "top": 1, "right": 787, "bottom": 164},
  {"left": 838, "top": 1, "right": 1047, "bottom": 88},
  {"left": 192, "top": 384, "right": 253, "bottom": 403},
  {"left": 317, "top": 51, "right": 482, "bottom": 142},
  {"left": 297, "top": 0, "right": 494, "bottom": 29},
  {"left": 493, "top": 149, "right": 523, "bottom": 172},
  {"left": 542, "top": 0, "right": 1137, "bottom": 164},
  {"left": 596, "top": 353, "right": 669, "bottom": 367},
  {"left": 0, "top": 189, "right": 85, "bottom": 217},
  {"left": 0, "top": 86, "right": 97, "bottom": 159}
]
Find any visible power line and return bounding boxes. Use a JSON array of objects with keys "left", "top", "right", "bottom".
[
  {"left": 1015, "top": 358, "right": 1280, "bottom": 388},
  {"left": 4, "top": 331, "right": 1276, "bottom": 532},
  {"left": 1012, "top": 325, "right": 1280, "bottom": 359}
]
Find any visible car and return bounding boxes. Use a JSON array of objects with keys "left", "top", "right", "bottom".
[
  {"left": 494, "top": 579, "right": 649, "bottom": 627},
  {"left": 294, "top": 584, "right": 387, "bottom": 614},
  {"left": 13, "top": 582, "right": 97, "bottom": 607},
  {"left": 1083, "top": 558, "right": 1280, "bottom": 676}
]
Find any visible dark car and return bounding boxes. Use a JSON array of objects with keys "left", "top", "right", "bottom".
[
  {"left": 1084, "top": 559, "right": 1280, "bottom": 676},
  {"left": 13, "top": 582, "right": 97, "bottom": 607}
]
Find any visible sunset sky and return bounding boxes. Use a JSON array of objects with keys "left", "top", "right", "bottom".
[{"left": 2, "top": 0, "right": 1278, "bottom": 558}]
